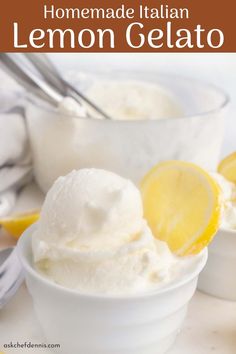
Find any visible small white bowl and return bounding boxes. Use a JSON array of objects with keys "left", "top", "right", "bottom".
[
  {"left": 17, "top": 227, "right": 207, "bottom": 354},
  {"left": 198, "top": 227, "right": 236, "bottom": 301}
]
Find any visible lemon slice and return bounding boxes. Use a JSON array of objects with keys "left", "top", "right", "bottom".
[
  {"left": 218, "top": 152, "right": 236, "bottom": 183},
  {"left": 141, "top": 161, "right": 221, "bottom": 256},
  {"left": 0, "top": 210, "right": 40, "bottom": 239}
]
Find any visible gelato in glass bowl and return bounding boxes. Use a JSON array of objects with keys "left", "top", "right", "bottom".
[{"left": 25, "top": 71, "right": 229, "bottom": 193}]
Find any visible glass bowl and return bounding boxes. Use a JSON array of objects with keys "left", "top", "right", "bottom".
[{"left": 25, "top": 71, "right": 229, "bottom": 193}]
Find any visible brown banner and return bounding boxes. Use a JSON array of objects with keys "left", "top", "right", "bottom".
[{"left": 0, "top": 0, "right": 235, "bottom": 52}]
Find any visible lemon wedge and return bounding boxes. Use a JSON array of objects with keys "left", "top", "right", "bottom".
[
  {"left": 0, "top": 210, "right": 40, "bottom": 239},
  {"left": 141, "top": 161, "right": 221, "bottom": 256},
  {"left": 218, "top": 152, "right": 236, "bottom": 183}
]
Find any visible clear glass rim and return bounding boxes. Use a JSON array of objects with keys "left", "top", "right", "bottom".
[{"left": 26, "top": 71, "right": 230, "bottom": 122}]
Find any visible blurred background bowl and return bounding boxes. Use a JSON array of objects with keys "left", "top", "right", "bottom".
[
  {"left": 26, "top": 72, "right": 229, "bottom": 193},
  {"left": 198, "top": 227, "right": 236, "bottom": 301}
]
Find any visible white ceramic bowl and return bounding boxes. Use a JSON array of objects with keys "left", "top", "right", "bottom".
[
  {"left": 198, "top": 228, "right": 236, "bottom": 301},
  {"left": 17, "top": 227, "right": 207, "bottom": 354},
  {"left": 26, "top": 73, "right": 229, "bottom": 193}
]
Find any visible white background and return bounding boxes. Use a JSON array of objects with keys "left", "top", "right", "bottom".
[{"left": 51, "top": 53, "right": 236, "bottom": 156}]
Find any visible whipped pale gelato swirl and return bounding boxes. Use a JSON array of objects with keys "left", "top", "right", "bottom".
[
  {"left": 58, "top": 96, "right": 87, "bottom": 117},
  {"left": 212, "top": 173, "right": 236, "bottom": 230},
  {"left": 32, "top": 169, "right": 191, "bottom": 295},
  {"left": 86, "top": 80, "right": 183, "bottom": 120},
  {"left": 58, "top": 79, "right": 183, "bottom": 121}
]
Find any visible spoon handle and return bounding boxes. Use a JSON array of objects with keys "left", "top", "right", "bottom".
[
  {"left": 25, "top": 53, "right": 112, "bottom": 120},
  {"left": 0, "top": 53, "right": 63, "bottom": 106},
  {"left": 25, "top": 53, "right": 67, "bottom": 96}
]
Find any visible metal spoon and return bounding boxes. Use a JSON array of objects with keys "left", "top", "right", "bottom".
[
  {"left": 0, "top": 247, "right": 24, "bottom": 308},
  {"left": 24, "top": 53, "right": 112, "bottom": 120},
  {"left": 0, "top": 53, "right": 111, "bottom": 119},
  {"left": 0, "top": 53, "right": 63, "bottom": 107}
]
